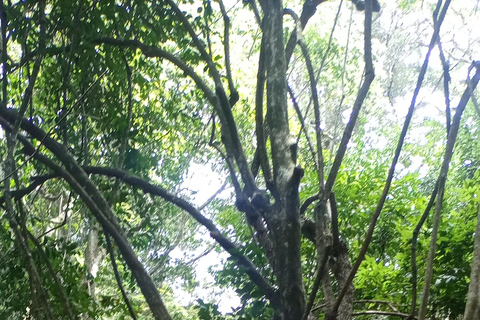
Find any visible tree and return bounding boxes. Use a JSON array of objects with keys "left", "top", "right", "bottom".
[{"left": 0, "top": 0, "right": 479, "bottom": 319}]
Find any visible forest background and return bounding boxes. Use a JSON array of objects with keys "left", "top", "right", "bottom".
[{"left": 0, "top": 0, "right": 480, "bottom": 319}]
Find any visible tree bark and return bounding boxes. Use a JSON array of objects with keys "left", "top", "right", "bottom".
[{"left": 262, "top": 1, "right": 306, "bottom": 318}]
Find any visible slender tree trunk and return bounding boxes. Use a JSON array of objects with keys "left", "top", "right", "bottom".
[
  {"left": 316, "top": 200, "right": 354, "bottom": 320},
  {"left": 463, "top": 203, "right": 480, "bottom": 320},
  {"left": 333, "top": 244, "right": 354, "bottom": 320}
]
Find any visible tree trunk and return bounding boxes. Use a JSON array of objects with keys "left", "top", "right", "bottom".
[
  {"left": 262, "top": 0, "right": 306, "bottom": 318},
  {"left": 463, "top": 203, "right": 480, "bottom": 320}
]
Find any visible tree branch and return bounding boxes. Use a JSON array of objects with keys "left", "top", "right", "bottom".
[
  {"left": 255, "top": 31, "right": 273, "bottom": 185},
  {"left": 0, "top": 108, "right": 173, "bottom": 320},
  {"left": 285, "top": 9, "right": 324, "bottom": 188},
  {"left": 164, "top": 0, "right": 258, "bottom": 197},
  {"left": 333, "top": 0, "right": 452, "bottom": 315},
  {"left": 302, "top": 246, "right": 331, "bottom": 320},
  {"left": 328, "top": 0, "right": 375, "bottom": 314},
  {"left": 418, "top": 61, "right": 480, "bottom": 320},
  {"left": 288, "top": 84, "right": 318, "bottom": 171},
  {"left": 217, "top": 0, "right": 239, "bottom": 107},
  {"left": 24, "top": 226, "right": 75, "bottom": 320},
  {"left": 16, "top": 165, "right": 279, "bottom": 308},
  {"left": 408, "top": 179, "right": 439, "bottom": 320},
  {"left": 437, "top": 39, "right": 451, "bottom": 135},
  {"left": 285, "top": 0, "right": 328, "bottom": 66}
]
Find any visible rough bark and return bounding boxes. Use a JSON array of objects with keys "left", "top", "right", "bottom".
[{"left": 262, "top": 1, "right": 306, "bottom": 319}]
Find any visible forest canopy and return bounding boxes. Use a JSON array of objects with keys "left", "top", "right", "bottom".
[{"left": 0, "top": 0, "right": 479, "bottom": 320}]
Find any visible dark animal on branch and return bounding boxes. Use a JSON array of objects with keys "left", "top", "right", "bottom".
[{"left": 351, "top": 0, "right": 381, "bottom": 12}]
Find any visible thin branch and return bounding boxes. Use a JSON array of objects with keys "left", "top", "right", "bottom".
[
  {"left": 408, "top": 179, "right": 439, "bottom": 320},
  {"left": 34, "top": 165, "right": 279, "bottom": 307},
  {"left": 285, "top": 0, "right": 328, "bottom": 66},
  {"left": 105, "top": 230, "right": 138, "bottom": 320},
  {"left": 285, "top": 1, "right": 342, "bottom": 202},
  {"left": 24, "top": 226, "right": 75, "bottom": 320},
  {"left": 355, "top": 299, "right": 402, "bottom": 311},
  {"left": 315, "top": 0, "right": 343, "bottom": 83},
  {"left": 328, "top": 0, "right": 375, "bottom": 314},
  {"left": 288, "top": 85, "right": 318, "bottom": 171},
  {"left": 418, "top": 61, "right": 480, "bottom": 320},
  {"left": 198, "top": 178, "right": 228, "bottom": 211},
  {"left": 104, "top": 35, "right": 141, "bottom": 318},
  {"left": 0, "top": 109, "right": 173, "bottom": 320},
  {"left": 437, "top": 38, "right": 451, "bottom": 135},
  {"left": 285, "top": 8, "right": 325, "bottom": 189},
  {"left": 302, "top": 246, "right": 331, "bottom": 320},
  {"left": 184, "top": 244, "right": 216, "bottom": 266},
  {"left": 164, "top": 0, "right": 221, "bottom": 84},
  {"left": 334, "top": 0, "right": 452, "bottom": 314},
  {"left": 217, "top": 0, "right": 239, "bottom": 106},
  {"left": 323, "top": 3, "right": 375, "bottom": 199},
  {"left": 249, "top": 0, "right": 262, "bottom": 26},
  {"left": 37, "top": 206, "right": 69, "bottom": 239},
  {"left": 313, "top": 299, "right": 408, "bottom": 312},
  {"left": 353, "top": 310, "right": 418, "bottom": 319},
  {"left": 118, "top": 57, "right": 134, "bottom": 169},
  {"left": 254, "top": 30, "right": 273, "bottom": 184},
  {"left": 208, "top": 138, "right": 242, "bottom": 196}
]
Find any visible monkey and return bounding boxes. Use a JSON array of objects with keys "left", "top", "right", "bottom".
[{"left": 351, "top": 0, "right": 381, "bottom": 12}]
